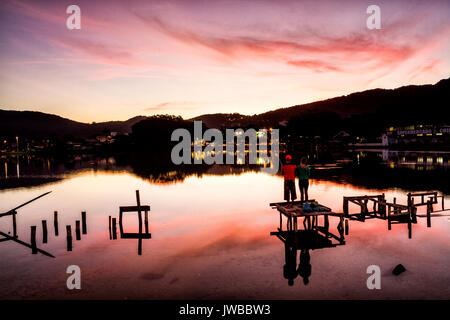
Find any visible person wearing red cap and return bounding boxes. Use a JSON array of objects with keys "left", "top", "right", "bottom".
[{"left": 281, "top": 154, "right": 297, "bottom": 205}]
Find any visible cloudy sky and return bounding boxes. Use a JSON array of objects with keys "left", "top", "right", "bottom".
[{"left": 1, "top": 0, "right": 449, "bottom": 122}]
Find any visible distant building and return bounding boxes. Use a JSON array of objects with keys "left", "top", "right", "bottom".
[{"left": 385, "top": 124, "right": 450, "bottom": 146}]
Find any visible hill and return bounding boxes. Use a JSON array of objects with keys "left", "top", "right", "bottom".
[
  {"left": 1, "top": 77, "right": 449, "bottom": 139},
  {"left": 192, "top": 77, "right": 450, "bottom": 132},
  {"left": 0, "top": 110, "right": 146, "bottom": 139}
]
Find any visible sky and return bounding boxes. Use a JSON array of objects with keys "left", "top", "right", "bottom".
[{"left": 0, "top": 0, "right": 449, "bottom": 123}]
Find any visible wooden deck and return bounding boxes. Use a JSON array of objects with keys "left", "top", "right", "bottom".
[{"left": 270, "top": 200, "right": 346, "bottom": 242}]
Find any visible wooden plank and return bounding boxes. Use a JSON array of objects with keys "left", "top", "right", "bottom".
[
  {"left": 0, "top": 191, "right": 52, "bottom": 217},
  {"left": 119, "top": 205, "right": 151, "bottom": 212},
  {"left": 269, "top": 200, "right": 315, "bottom": 207},
  {"left": 121, "top": 233, "right": 151, "bottom": 239}
]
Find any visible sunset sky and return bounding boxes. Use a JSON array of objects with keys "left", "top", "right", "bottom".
[{"left": 1, "top": 0, "right": 449, "bottom": 122}]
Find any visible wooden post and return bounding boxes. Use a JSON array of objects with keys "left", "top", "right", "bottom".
[
  {"left": 360, "top": 199, "right": 367, "bottom": 222},
  {"left": 279, "top": 212, "right": 282, "bottom": 230},
  {"left": 75, "top": 220, "right": 81, "bottom": 240},
  {"left": 12, "top": 211, "right": 17, "bottom": 238},
  {"left": 112, "top": 218, "right": 117, "bottom": 240},
  {"left": 388, "top": 206, "right": 392, "bottom": 230},
  {"left": 343, "top": 198, "right": 348, "bottom": 217},
  {"left": 136, "top": 190, "right": 142, "bottom": 226},
  {"left": 411, "top": 198, "right": 417, "bottom": 223},
  {"left": 408, "top": 205, "right": 412, "bottom": 239},
  {"left": 42, "top": 220, "right": 48, "bottom": 244},
  {"left": 427, "top": 200, "right": 432, "bottom": 228},
  {"left": 442, "top": 196, "right": 445, "bottom": 211},
  {"left": 144, "top": 211, "right": 149, "bottom": 234},
  {"left": 66, "top": 225, "right": 72, "bottom": 251},
  {"left": 30, "top": 226, "right": 37, "bottom": 254},
  {"left": 81, "top": 211, "right": 87, "bottom": 234},
  {"left": 109, "top": 216, "right": 112, "bottom": 240},
  {"left": 338, "top": 215, "right": 344, "bottom": 243},
  {"left": 407, "top": 193, "right": 411, "bottom": 207},
  {"left": 54, "top": 211, "right": 59, "bottom": 236},
  {"left": 379, "top": 194, "right": 386, "bottom": 217},
  {"left": 393, "top": 197, "right": 397, "bottom": 204},
  {"left": 324, "top": 214, "right": 329, "bottom": 231},
  {"left": 408, "top": 217, "right": 412, "bottom": 239},
  {"left": 345, "top": 219, "right": 349, "bottom": 235}
]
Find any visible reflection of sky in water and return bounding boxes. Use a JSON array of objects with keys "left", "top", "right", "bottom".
[{"left": 0, "top": 171, "right": 449, "bottom": 299}]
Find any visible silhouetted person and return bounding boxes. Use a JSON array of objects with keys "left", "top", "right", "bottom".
[
  {"left": 283, "top": 233, "right": 298, "bottom": 286},
  {"left": 298, "top": 249, "right": 311, "bottom": 285},
  {"left": 297, "top": 157, "right": 310, "bottom": 202},
  {"left": 281, "top": 155, "right": 297, "bottom": 206}
]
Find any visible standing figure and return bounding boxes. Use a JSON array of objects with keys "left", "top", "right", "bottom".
[
  {"left": 297, "top": 157, "right": 310, "bottom": 202},
  {"left": 281, "top": 155, "right": 297, "bottom": 205}
]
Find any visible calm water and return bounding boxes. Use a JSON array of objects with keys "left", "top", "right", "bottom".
[{"left": 0, "top": 151, "right": 450, "bottom": 299}]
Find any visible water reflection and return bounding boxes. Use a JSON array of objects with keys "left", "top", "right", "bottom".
[
  {"left": 1, "top": 150, "right": 450, "bottom": 299},
  {"left": 271, "top": 218, "right": 345, "bottom": 286},
  {"left": 110, "top": 190, "right": 152, "bottom": 255}
]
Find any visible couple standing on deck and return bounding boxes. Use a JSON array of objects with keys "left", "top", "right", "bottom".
[{"left": 281, "top": 155, "right": 310, "bottom": 204}]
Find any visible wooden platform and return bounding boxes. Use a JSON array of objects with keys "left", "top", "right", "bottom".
[
  {"left": 270, "top": 200, "right": 345, "bottom": 242},
  {"left": 269, "top": 200, "right": 341, "bottom": 217}
]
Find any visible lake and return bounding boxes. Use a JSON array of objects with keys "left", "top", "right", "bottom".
[{"left": 1, "top": 150, "right": 449, "bottom": 299}]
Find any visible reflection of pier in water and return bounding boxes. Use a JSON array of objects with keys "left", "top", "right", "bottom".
[
  {"left": 109, "top": 190, "right": 151, "bottom": 255},
  {"left": 270, "top": 201, "right": 345, "bottom": 286},
  {"left": 0, "top": 191, "right": 55, "bottom": 257},
  {"left": 0, "top": 191, "right": 93, "bottom": 256}
]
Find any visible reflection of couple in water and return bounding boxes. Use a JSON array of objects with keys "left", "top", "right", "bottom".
[{"left": 283, "top": 233, "right": 311, "bottom": 286}]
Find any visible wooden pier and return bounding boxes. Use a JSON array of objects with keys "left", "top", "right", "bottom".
[
  {"left": 271, "top": 191, "right": 446, "bottom": 240},
  {"left": 270, "top": 200, "right": 345, "bottom": 244},
  {"left": 342, "top": 192, "right": 446, "bottom": 238}
]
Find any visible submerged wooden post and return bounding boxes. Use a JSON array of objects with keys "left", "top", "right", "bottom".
[
  {"left": 75, "top": 220, "right": 81, "bottom": 240},
  {"left": 54, "top": 211, "right": 59, "bottom": 236},
  {"left": 66, "top": 225, "right": 72, "bottom": 251},
  {"left": 427, "top": 200, "right": 432, "bottom": 228},
  {"left": 345, "top": 219, "right": 349, "bottom": 235},
  {"left": 81, "top": 211, "right": 87, "bottom": 234},
  {"left": 42, "top": 220, "right": 48, "bottom": 244},
  {"left": 112, "top": 218, "right": 117, "bottom": 240},
  {"left": 30, "top": 226, "right": 37, "bottom": 254}
]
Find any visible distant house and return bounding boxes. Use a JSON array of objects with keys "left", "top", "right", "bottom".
[{"left": 385, "top": 124, "right": 450, "bottom": 146}]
